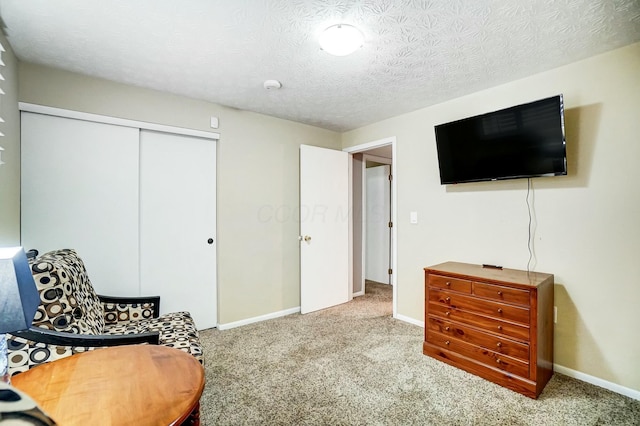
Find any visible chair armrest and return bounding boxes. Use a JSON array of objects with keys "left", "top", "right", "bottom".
[
  {"left": 11, "top": 327, "right": 160, "bottom": 346},
  {"left": 98, "top": 295, "right": 161, "bottom": 319}
]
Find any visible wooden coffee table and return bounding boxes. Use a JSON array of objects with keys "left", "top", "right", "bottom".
[{"left": 11, "top": 344, "right": 205, "bottom": 425}]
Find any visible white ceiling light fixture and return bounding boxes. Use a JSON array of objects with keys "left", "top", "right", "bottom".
[{"left": 319, "top": 24, "right": 364, "bottom": 56}]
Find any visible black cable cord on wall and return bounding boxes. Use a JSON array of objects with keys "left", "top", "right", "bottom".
[{"left": 526, "top": 178, "right": 533, "bottom": 273}]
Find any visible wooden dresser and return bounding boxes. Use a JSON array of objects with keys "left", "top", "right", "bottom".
[{"left": 423, "top": 262, "right": 554, "bottom": 398}]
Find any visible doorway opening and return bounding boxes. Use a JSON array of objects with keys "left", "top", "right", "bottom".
[{"left": 344, "top": 137, "right": 397, "bottom": 318}]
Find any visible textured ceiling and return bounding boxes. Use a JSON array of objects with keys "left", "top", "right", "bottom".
[{"left": 1, "top": 0, "right": 639, "bottom": 132}]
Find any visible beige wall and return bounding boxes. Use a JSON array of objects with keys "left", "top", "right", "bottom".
[
  {"left": 13, "top": 37, "right": 640, "bottom": 392},
  {"left": 342, "top": 43, "right": 640, "bottom": 392},
  {"left": 18, "top": 62, "right": 341, "bottom": 325},
  {"left": 0, "top": 29, "right": 20, "bottom": 245}
]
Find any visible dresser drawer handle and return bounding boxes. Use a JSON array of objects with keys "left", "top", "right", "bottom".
[
  {"left": 445, "top": 281, "right": 451, "bottom": 287},
  {"left": 496, "top": 359, "right": 502, "bottom": 364},
  {"left": 445, "top": 311, "right": 451, "bottom": 316},
  {"left": 497, "top": 325, "right": 503, "bottom": 331},
  {"left": 445, "top": 326, "right": 450, "bottom": 331},
  {"left": 496, "top": 342, "right": 502, "bottom": 348},
  {"left": 497, "top": 291, "right": 503, "bottom": 296},
  {"left": 445, "top": 340, "right": 450, "bottom": 345},
  {"left": 497, "top": 308, "right": 503, "bottom": 314},
  {"left": 445, "top": 297, "right": 451, "bottom": 302}
]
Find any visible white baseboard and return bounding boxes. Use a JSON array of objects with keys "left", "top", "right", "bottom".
[
  {"left": 217, "top": 307, "right": 300, "bottom": 331},
  {"left": 553, "top": 363, "right": 640, "bottom": 400},
  {"left": 396, "top": 313, "right": 424, "bottom": 328}
]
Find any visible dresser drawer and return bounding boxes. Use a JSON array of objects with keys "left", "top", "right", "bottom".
[
  {"left": 428, "top": 290, "right": 530, "bottom": 325},
  {"left": 424, "top": 262, "right": 554, "bottom": 398},
  {"left": 427, "top": 302, "right": 530, "bottom": 341},
  {"left": 426, "top": 316, "right": 530, "bottom": 361},
  {"left": 473, "top": 282, "right": 530, "bottom": 306},
  {"left": 426, "top": 331, "right": 530, "bottom": 378},
  {"left": 428, "top": 274, "right": 471, "bottom": 293}
]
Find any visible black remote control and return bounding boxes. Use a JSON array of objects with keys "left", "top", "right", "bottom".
[{"left": 482, "top": 264, "right": 503, "bottom": 270}]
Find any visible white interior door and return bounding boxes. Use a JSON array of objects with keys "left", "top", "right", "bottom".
[
  {"left": 20, "top": 112, "right": 140, "bottom": 296},
  {"left": 300, "top": 144, "right": 350, "bottom": 314},
  {"left": 139, "top": 130, "right": 217, "bottom": 330},
  {"left": 366, "top": 165, "right": 391, "bottom": 284}
]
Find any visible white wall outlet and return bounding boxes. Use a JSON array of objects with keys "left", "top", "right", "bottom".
[
  {"left": 410, "top": 211, "right": 418, "bottom": 224},
  {"left": 210, "top": 116, "right": 219, "bottom": 129},
  {"left": 554, "top": 306, "right": 557, "bottom": 324}
]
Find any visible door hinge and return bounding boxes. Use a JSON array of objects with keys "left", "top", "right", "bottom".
[
  {"left": 388, "top": 174, "right": 393, "bottom": 181},
  {"left": 388, "top": 268, "right": 393, "bottom": 275},
  {"left": 388, "top": 221, "right": 393, "bottom": 228}
]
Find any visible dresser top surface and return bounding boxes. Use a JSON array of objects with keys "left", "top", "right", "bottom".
[{"left": 425, "top": 261, "right": 553, "bottom": 288}]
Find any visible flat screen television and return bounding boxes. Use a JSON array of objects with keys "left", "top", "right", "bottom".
[{"left": 434, "top": 95, "right": 567, "bottom": 184}]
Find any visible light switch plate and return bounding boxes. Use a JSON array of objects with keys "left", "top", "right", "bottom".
[
  {"left": 210, "top": 116, "right": 219, "bottom": 129},
  {"left": 410, "top": 211, "right": 418, "bottom": 224}
]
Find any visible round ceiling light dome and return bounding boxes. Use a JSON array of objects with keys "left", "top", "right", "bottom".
[{"left": 319, "top": 24, "right": 364, "bottom": 56}]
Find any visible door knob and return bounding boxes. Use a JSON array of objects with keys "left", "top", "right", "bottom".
[
  {"left": 304, "top": 235, "right": 312, "bottom": 242},
  {"left": 207, "top": 238, "right": 214, "bottom": 245}
]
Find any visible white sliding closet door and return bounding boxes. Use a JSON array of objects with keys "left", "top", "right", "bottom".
[
  {"left": 21, "top": 112, "right": 140, "bottom": 296},
  {"left": 139, "top": 130, "right": 217, "bottom": 330}
]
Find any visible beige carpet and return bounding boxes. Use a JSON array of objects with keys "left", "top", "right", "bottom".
[{"left": 198, "top": 283, "right": 639, "bottom": 425}]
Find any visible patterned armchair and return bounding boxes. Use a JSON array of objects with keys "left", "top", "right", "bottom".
[{"left": 6, "top": 249, "right": 203, "bottom": 376}]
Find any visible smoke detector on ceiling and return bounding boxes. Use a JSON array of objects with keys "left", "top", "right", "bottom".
[{"left": 263, "top": 80, "right": 282, "bottom": 90}]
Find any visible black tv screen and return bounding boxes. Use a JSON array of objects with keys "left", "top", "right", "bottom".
[{"left": 434, "top": 95, "right": 567, "bottom": 184}]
